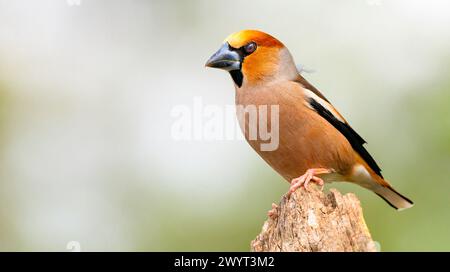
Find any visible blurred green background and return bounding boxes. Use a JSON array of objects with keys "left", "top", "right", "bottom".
[{"left": 0, "top": 0, "right": 449, "bottom": 251}]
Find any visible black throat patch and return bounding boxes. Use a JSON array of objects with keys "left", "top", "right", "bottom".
[
  {"left": 229, "top": 70, "right": 243, "bottom": 87},
  {"left": 227, "top": 42, "right": 253, "bottom": 88}
]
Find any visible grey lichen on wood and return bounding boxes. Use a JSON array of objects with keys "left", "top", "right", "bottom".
[{"left": 251, "top": 186, "right": 378, "bottom": 252}]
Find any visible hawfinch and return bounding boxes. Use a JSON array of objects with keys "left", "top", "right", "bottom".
[{"left": 205, "top": 30, "right": 413, "bottom": 210}]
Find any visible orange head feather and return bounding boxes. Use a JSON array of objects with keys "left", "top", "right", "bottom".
[
  {"left": 206, "top": 30, "right": 298, "bottom": 87},
  {"left": 225, "top": 30, "right": 287, "bottom": 85},
  {"left": 225, "top": 30, "right": 284, "bottom": 49}
]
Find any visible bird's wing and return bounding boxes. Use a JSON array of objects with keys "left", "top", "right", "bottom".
[{"left": 294, "top": 75, "right": 383, "bottom": 178}]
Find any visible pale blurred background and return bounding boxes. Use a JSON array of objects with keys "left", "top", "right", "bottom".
[{"left": 0, "top": 0, "right": 449, "bottom": 251}]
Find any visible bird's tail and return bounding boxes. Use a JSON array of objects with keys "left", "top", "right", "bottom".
[
  {"left": 373, "top": 184, "right": 414, "bottom": 210},
  {"left": 370, "top": 175, "right": 414, "bottom": 210}
]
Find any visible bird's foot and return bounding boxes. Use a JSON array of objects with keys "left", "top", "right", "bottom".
[
  {"left": 267, "top": 203, "right": 278, "bottom": 220},
  {"left": 287, "top": 168, "right": 333, "bottom": 197}
]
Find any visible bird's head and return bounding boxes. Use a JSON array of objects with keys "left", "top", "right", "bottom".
[{"left": 205, "top": 30, "right": 298, "bottom": 88}]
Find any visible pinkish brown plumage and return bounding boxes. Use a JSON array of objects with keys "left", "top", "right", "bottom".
[{"left": 206, "top": 30, "right": 413, "bottom": 210}]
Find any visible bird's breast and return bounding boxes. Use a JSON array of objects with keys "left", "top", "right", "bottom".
[{"left": 234, "top": 82, "right": 355, "bottom": 182}]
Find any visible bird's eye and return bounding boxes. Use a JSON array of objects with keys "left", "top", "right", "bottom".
[{"left": 244, "top": 42, "right": 257, "bottom": 54}]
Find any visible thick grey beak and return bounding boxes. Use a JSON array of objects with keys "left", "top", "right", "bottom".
[{"left": 205, "top": 43, "right": 241, "bottom": 71}]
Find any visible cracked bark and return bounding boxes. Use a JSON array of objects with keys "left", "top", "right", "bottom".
[{"left": 250, "top": 186, "right": 377, "bottom": 252}]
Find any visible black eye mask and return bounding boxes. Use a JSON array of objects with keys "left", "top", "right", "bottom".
[{"left": 227, "top": 42, "right": 257, "bottom": 87}]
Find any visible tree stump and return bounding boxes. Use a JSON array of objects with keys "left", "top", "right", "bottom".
[{"left": 251, "top": 186, "right": 377, "bottom": 252}]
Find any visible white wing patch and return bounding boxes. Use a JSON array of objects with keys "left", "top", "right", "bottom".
[{"left": 303, "top": 88, "right": 346, "bottom": 123}]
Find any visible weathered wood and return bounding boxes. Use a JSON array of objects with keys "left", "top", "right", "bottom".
[{"left": 251, "top": 186, "right": 377, "bottom": 252}]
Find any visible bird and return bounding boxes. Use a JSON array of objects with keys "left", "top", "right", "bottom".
[{"left": 205, "top": 29, "right": 413, "bottom": 212}]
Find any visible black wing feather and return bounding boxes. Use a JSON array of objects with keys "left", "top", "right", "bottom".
[{"left": 308, "top": 97, "right": 383, "bottom": 178}]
